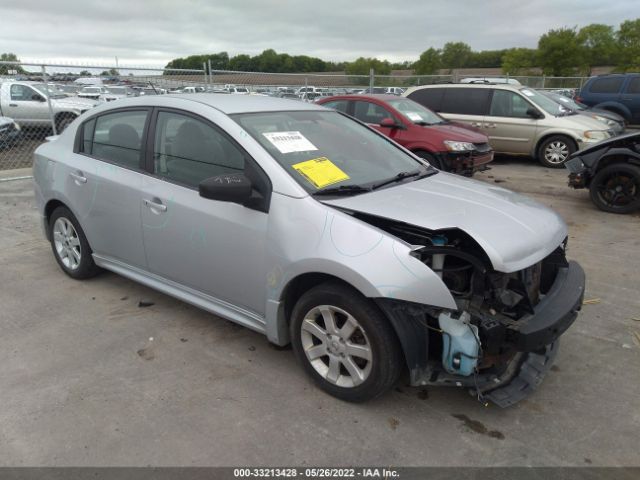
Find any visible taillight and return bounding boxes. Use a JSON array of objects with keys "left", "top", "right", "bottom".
[{"left": 575, "top": 96, "right": 583, "bottom": 103}]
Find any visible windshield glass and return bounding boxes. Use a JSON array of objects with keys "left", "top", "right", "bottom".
[
  {"left": 232, "top": 110, "right": 430, "bottom": 193},
  {"left": 521, "top": 88, "right": 568, "bottom": 115},
  {"left": 32, "top": 83, "right": 67, "bottom": 99},
  {"left": 386, "top": 98, "right": 446, "bottom": 125},
  {"left": 543, "top": 91, "right": 585, "bottom": 111}
]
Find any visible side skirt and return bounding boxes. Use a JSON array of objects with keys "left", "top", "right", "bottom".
[{"left": 93, "top": 254, "right": 267, "bottom": 335}]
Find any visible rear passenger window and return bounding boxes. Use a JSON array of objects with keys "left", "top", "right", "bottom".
[
  {"left": 407, "top": 88, "right": 445, "bottom": 112},
  {"left": 590, "top": 77, "right": 624, "bottom": 94},
  {"left": 153, "top": 111, "right": 245, "bottom": 188},
  {"left": 81, "top": 119, "right": 96, "bottom": 154},
  {"left": 625, "top": 77, "right": 640, "bottom": 94},
  {"left": 440, "top": 88, "right": 490, "bottom": 115},
  {"left": 86, "top": 110, "right": 148, "bottom": 169}
]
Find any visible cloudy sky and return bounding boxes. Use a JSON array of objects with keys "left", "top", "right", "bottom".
[{"left": 0, "top": 0, "right": 636, "bottom": 67}]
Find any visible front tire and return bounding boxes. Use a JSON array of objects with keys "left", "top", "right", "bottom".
[
  {"left": 537, "top": 135, "right": 576, "bottom": 168},
  {"left": 49, "top": 206, "right": 101, "bottom": 279},
  {"left": 589, "top": 163, "right": 640, "bottom": 214},
  {"left": 290, "top": 281, "right": 403, "bottom": 402},
  {"left": 415, "top": 150, "right": 443, "bottom": 169}
]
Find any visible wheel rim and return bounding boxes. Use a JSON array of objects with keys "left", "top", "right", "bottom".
[
  {"left": 544, "top": 141, "right": 570, "bottom": 164},
  {"left": 53, "top": 217, "right": 82, "bottom": 270},
  {"left": 596, "top": 171, "right": 639, "bottom": 208},
  {"left": 300, "top": 305, "right": 373, "bottom": 388}
]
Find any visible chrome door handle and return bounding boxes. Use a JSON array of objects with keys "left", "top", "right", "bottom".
[
  {"left": 69, "top": 172, "right": 87, "bottom": 183},
  {"left": 143, "top": 198, "right": 167, "bottom": 212},
  {"left": 471, "top": 122, "right": 482, "bottom": 127},
  {"left": 484, "top": 123, "right": 496, "bottom": 128}
]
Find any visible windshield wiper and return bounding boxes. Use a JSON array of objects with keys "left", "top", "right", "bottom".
[
  {"left": 313, "top": 184, "right": 372, "bottom": 196},
  {"left": 371, "top": 169, "right": 433, "bottom": 190}
]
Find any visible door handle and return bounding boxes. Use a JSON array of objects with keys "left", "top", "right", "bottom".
[
  {"left": 143, "top": 198, "right": 167, "bottom": 212},
  {"left": 69, "top": 172, "right": 87, "bottom": 184},
  {"left": 470, "top": 122, "right": 482, "bottom": 127},
  {"left": 484, "top": 123, "right": 496, "bottom": 128},
  {"left": 9, "top": 104, "right": 17, "bottom": 107}
]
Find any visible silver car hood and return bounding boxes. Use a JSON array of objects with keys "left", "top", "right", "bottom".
[{"left": 322, "top": 173, "right": 567, "bottom": 273}]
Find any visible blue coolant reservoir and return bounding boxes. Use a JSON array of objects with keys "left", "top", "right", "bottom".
[{"left": 438, "top": 311, "right": 479, "bottom": 376}]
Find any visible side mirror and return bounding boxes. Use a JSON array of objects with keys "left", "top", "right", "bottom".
[
  {"left": 526, "top": 108, "right": 542, "bottom": 119},
  {"left": 380, "top": 117, "right": 400, "bottom": 128},
  {"left": 199, "top": 173, "right": 253, "bottom": 204}
]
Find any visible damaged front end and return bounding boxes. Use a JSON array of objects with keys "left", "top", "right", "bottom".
[{"left": 362, "top": 215, "right": 585, "bottom": 407}]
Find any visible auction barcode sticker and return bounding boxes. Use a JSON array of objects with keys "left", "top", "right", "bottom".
[{"left": 262, "top": 131, "right": 318, "bottom": 154}]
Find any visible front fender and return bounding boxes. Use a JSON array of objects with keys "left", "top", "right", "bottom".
[{"left": 263, "top": 194, "right": 456, "bottom": 344}]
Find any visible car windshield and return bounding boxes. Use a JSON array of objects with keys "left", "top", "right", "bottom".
[
  {"left": 521, "top": 88, "right": 569, "bottom": 116},
  {"left": 386, "top": 98, "right": 446, "bottom": 125},
  {"left": 32, "top": 83, "right": 67, "bottom": 99},
  {"left": 232, "top": 110, "right": 432, "bottom": 193},
  {"left": 543, "top": 91, "right": 586, "bottom": 111}
]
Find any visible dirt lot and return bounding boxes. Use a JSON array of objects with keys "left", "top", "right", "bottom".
[{"left": 0, "top": 158, "right": 639, "bottom": 466}]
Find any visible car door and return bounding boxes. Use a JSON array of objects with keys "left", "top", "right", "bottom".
[
  {"left": 67, "top": 108, "right": 150, "bottom": 268},
  {"left": 621, "top": 76, "right": 640, "bottom": 124},
  {"left": 139, "top": 109, "right": 269, "bottom": 316},
  {"left": 352, "top": 100, "right": 406, "bottom": 143},
  {"left": 6, "top": 84, "right": 50, "bottom": 124},
  {"left": 434, "top": 88, "right": 490, "bottom": 133},
  {"left": 484, "top": 89, "right": 538, "bottom": 154}
]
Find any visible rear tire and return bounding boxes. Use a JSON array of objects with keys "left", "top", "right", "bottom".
[
  {"left": 537, "top": 135, "right": 576, "bottom": 168},
  {"left": 49, "top": 206, "right": 101, "bottom": 279},
  {"left": 589, "top": 163, "right": 640, "bottom": 214},
  {"left": 290, "top": 281, "right": 403, "bottom": 402}
]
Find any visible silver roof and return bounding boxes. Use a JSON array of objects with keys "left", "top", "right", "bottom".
[{"left": 165, "top": 93, "right": 325, "bottom": 114}]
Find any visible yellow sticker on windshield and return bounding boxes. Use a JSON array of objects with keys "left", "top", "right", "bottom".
[{"left": 292, "top": 157, "right": 350, "bottom": 189}]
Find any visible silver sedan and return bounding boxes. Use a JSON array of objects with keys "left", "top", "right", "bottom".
[{"left": 33, "top": 94, "right": 585, "bottom": 406}]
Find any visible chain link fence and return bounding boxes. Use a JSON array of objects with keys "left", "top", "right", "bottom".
[{"left": 0, "top": 60, "right": 592, "bottom": 171}]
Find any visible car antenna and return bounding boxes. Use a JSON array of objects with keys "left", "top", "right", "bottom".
[{"left": 148, "top": 81, "right": 158, "bottom": 95}]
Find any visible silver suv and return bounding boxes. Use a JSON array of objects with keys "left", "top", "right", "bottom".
[
  {"left": 404, "top": 83, "right": 615, "bottom": 167},
  {"left": 33, "top": 94, "right": 585, "bottom": 406}
]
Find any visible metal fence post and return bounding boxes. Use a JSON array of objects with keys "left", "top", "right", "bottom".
[
  {"left": 208, "top": 59, "right": 213, "bottom": 89},
  {"left": 41, "top": 64, "right": 57, "bottom": 135},
  {"left": 369, "top": 68, "right": 374, "bottom": 92},
  {"left": 202, "top": 62, "right": 207, "bottom": 87},
  {"left": 541, "top": 75, "right": 546, "bottom": 89}
]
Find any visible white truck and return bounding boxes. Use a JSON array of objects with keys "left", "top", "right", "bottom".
[{"left": 0, "top": 81, "right": 99, "bottom": 132}]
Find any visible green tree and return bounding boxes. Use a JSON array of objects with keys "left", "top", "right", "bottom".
[
  {"left": 229, "top": 54, "right": 253, "bottom": 71},
  {"left": 413, "top": 48, "right": 441, "bottom": 75},
  {"left": 440, "top": 42, "right": 473, "bottom": 69},
  {"left": 577, "top": 24, "right": 618, "bottom": 69},
  {"left": 501, "top": 48, "right": 538, "bottom": 74},
  {"left": 79, "top": 70, "right": 91, "bottom": 76},
  {"left": 468, "top": 49, "right": 507, "bottom": 68},
  {"left": 538, "top": 27, "right": 585, "bottom": 75},
  {"left": 617, "top": 18, "right": 640, "bottom": 72},
  {"left": 0, "top": 53, "right": 25, "bottom": 74},
  {"left": 345, "top": 57, "right": 391, "bottom": 75}
]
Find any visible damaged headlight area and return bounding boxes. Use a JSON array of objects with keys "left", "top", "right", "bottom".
[{"left": 357, "top": 214, "right": 585, "bottom": 407}]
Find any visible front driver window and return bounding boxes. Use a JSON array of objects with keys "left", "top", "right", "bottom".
[
  {"left": 353, "top": 101, "right": 392, "bottom": 124},
  {"left": 10, "top": 84, "right": 39, "bottom": 101},
  {"left": 153, "top": 111, "right": 245, "bottom": 188},
  {"left": 489, "top": 90, "right": 532, "bottom": 118}
]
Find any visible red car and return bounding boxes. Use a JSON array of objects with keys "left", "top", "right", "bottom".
[{"left": 316, "top": 94, "right": 494, "bottom": 175}]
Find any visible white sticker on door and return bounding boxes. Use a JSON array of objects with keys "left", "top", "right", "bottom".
[{"left": 262, "top": 131, "right": 318, "bottom": 154}]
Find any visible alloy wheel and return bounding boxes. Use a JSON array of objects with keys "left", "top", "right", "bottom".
[
  {"left": 544, "top": 141, "right": 570, "bottom": 164},
  {"left": 53, "top": 217, "right": 82, "bottom": 270},
  {"left": 596, "top": 171, "right": 639, "bottom": 208},
  {"left": 300, "top": 305, "right": 373, "bottom": 388}
]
